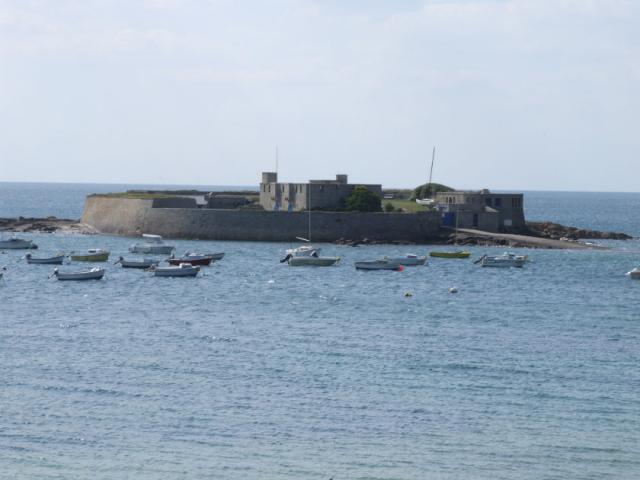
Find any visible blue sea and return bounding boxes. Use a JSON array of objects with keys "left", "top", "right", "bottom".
[{"left": 1, "top": 183, "right": 639, "bottom": 479}]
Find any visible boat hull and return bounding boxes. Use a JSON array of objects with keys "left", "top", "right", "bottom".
[
  {"left": 26, "top": 255, "right": 65, "bottom": 265},
  {"left": 480, "top": 257, "right": 525, "bottom": 268},
  {"left": 0, "top": 239, "right": 37, "bottom": 249},
  {"left": 429, "top": 251, "right": 471, "bottom": 259},
  {"left": 382, "top": 256, "right": 427, "bottom": 266},
  {"left": 119, "top": 258, "right": 159, "bottom": 268},
  {"left": 153, "top": 266, "right": 200, "bottom": 277},
  {"left": 355, "top": 261, "right": 403, "bottom": 271},
  {"left": 168, "top": 257, "right": 213, "bottom": 266},
  {"left": 288, "top": 256, "right": 340, "bottom": 267},
  {"left": 55, "top": 268, "right": 105, "bottom": 281},
  {"left": 71, "top": 252, "right": 110, "bottom": 262}
]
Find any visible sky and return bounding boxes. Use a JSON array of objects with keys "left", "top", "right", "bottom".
[{"left": 0, "top": 0, "right": 638, "bottom": 191}]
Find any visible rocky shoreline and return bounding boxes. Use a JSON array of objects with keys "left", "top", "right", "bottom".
[
  {"left": 0, "top": 217, "right": 98, "bottom": 235},
  {"left": 525, "top": 221, "right": 632, "bottom": 241}
]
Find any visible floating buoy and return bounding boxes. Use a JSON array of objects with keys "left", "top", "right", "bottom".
[
  {"left": 449, "top": 287, "right": 458, "bottom": 294},
  {"left": 404, "top": 291, "right": 413, "bottom": 297}
]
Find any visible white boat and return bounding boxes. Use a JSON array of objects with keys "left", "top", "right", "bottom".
[
  {"left": 355, "top": 260, "right": 404, "bottom": 271},
  {"left": 415, "top": 198, "right": 435, "bottom": 206},
  {"left": 415, "top": 146, "right": 437, "bottom": 207},
  {"left": 0, "top": 237, "right": 38, "bottom": 249},
  {"left": 285, "top": 244, "right": 322, "bottom": 257},
  {"left": 476, "top": 254, "right": 526, "bottom": 268},
  {"left": 288, "top": 256, "right": 340, "bottom": 267},
  {"left": 380, "top": 254, "right": 427, "bottom": 266},
  {"left": 151, "top": 263, "right": 200, "bottom": 277},
  {"left": 25, "top": 253, "right": 65, "bottom": 265},
  {"left": 626, "top": 267, "right": 640, "bottom": 279},
  {"left": 51, "top": 267, "right": 105, "bottom": 281},
  {"left": 129, "top": 234, "right": 175, "bottom": 254},
  {"left": 115, "top": 256, "right": 159, "bottom": 268}
]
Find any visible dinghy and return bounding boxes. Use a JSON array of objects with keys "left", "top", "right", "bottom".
[
  {"left": 25, "top": 253, "right": 65, "bottom": 265},
  {"left": 167, "top": 253, "right": 214, "bottom": 266},
  {"left": 51, "top": 267, "right": 105, "bottom": 281},
  {"left": 287, "top": 255, "right": 340, "bottom": 267},
  {"left": 429, "top": 251, "right": 470, "bottom": 259},
  {"left": 114, "top": 256, "right": 159, "bottom": 268},
  {"left": 380, "top": 254, "right": 427, "bottom": 266},
  {"left": 70, "top": 249, "right": 110, "bottom": 262},
  {"left": 355, "top": 260, "right": 404, "bottom": 271},
  {"left": 476, "top": 254, "right": 525, "bottom": 268},
  {"left": 151, "top": 263, "right": 200, "bottom": 277}
]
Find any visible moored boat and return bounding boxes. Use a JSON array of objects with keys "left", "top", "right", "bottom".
[
  {"left": 115, "top": 256, "right": 159, "bottom": 268},
  {"left": 205, "top": 252, "right": 225, "bottom": 261},
  {"left": 476, "top": 254, "right": 525, "bottom": 268},
  {"left": 429, "top": 251, "right": 471, "bottom": 259},
  {"left": 286, "top": 245, "right": 321, "bottom": 257},
  {"left": 288, "top": 256, "right": 340, "bottom": 267},
  {"left": 129, "top": 234, "right": 175, "bottom": 254},
  {"left": 151, "top": 263, "right": 200, "bottom": 277},
  {"left": 51, "top": 267, "right": 105, "bottom": 281},
  {"left": 626, "top": 267, "right": 640, "bottom": 279},
  {"left": 380, "top": 254, "right": 427, "bottom": 266},
  {"left": 167, "top": 253, "right": 214, "bottom": 266},
  {"left": 0, "top": 237, "right": 38, "bottom": 250},
  {"left": 70, "top": 249, "right": 110, "bottom": 262},
  {"left": 355, "top": 260, "right": 404, "bottom": 271},
  {"left": 25, "top": 253, "right": 65, "bottom": 265}
]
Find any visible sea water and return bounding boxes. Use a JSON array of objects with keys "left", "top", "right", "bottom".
[{"left": 0, "top": 184, "right": 639, "bottom": 479}]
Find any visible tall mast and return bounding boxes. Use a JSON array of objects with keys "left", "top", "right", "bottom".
[
  {"left": 427, "top": 145, "right": 435, "bottom": 197},
  {"left": 308, "top": 185, "right": 311, "bottom": 242},
  {"left": 275, "top": 146, "right": 279, "bottom": 176}
]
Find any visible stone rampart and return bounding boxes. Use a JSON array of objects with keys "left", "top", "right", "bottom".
[{"left": 81, "top": 196, "right": 442, "bottom": 242}]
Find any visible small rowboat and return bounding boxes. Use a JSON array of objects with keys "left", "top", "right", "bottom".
[
  {"left": 25, "top": 253, "right": 65, "bottom": 265},
  {"left": 380, "top": 254, "right": 427, "bottom": 266},
  {"left": 429, "top": 251, "right": 471, "bottom": 259},
  {"left": 151, "top": 263, "right": 200, "bottom": 277},
  {"left": 51, "top": 267, "right": 105, "bottom": 281},
  {"left": 0, "top": 237, "right": 38, "bottom": 249},
  {"left": 288, "top": 256, "right": 340, "bottom": 267},
  {"left": 355, "top": 260, "right": 404, "bottom": 271},
  {"left": 167, "top": 253, "right": 214, "bottom": 266},
  {"left": 115, "top": 256, "right": 159, "bottom": 269},
  {"left": 70, "top": 249, "right": 110, "bottom": 262}
]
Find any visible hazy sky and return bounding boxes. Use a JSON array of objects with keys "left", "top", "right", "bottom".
[{"left": 1, "top": 0, "right": 638, "bottom": 190}]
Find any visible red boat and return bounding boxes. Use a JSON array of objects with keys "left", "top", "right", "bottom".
[{"left": 167, "top": 254, "right": 214, "bottom": 266}]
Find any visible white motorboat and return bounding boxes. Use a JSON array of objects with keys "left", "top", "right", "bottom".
[
  {"left": 626, "top": 267, "right": 640, "bottom": 279},
  {"left": 51, "top": 267, "right": 105, "bottom": 281},
  {"left": 285, "top": 245, "right": 322, "bottom": 257},
  {"left": 288, "top": 256, "right": 340, "bottom": 267},
  {"left": 25, "top": 253, "right": 65, "bottom": 265},
  {"left": 380, "top": 254, "right": 427, "bottom": 266},
  {"left": 129, "top": 234, "right": 175, "bottom": 254},
  {"left": 476, "top": 254, "right": 526, "bottom": 268},
  {"left": 0, "top": 237, "right": 38, "bottom": 249},
  {"left": 151, "top": 263, "right": 200, "bottom": 277},
  {"left": 355, "top": 260, "right": 404, "bottom": 271},
  {"left": 115, "top": 256, "right": 159, "bottom": 268}
]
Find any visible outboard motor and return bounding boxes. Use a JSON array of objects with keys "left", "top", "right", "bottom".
[{"left": 280, "top": 253, "right": 293, "bottom": 263}]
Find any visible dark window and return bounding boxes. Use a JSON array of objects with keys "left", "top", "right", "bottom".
[
  {"left": 485, "top": 198, "right": 492, "bottom": 206},
  {"left": 495, "top": 198, "right": 502, "bottom": 207}
]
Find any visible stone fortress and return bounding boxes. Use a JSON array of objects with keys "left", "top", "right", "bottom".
[
  {"left": 80, "top": 171, "right": 527, "bottom": 242},
  {"left": 259, "top": 172, "right": 382, "bottom": 212}
]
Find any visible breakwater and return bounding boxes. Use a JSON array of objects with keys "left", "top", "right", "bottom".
[{"left": 81, "top": 196, "right": 442, "bottom": 242}]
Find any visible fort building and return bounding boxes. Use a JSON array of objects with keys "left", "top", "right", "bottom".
[
  {"left": 260, "top": 172, "right": 383, "bottom": 212},
  {"left": 434, "top": 189, "right": 525, "bottom": 232}
]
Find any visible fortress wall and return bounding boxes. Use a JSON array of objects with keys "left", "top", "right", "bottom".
[{"left": 82, "top": 196, "right": 441, "bottom": 242}]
